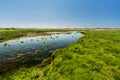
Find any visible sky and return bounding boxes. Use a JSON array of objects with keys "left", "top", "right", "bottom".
[{"left": 0, "top": 0, "right": 120, "bottom": 28}]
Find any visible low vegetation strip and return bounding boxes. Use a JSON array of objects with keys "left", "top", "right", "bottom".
[
  {"left": 0, "top": 29, "right": 120, "bottom": 80},
  {"left": 0, "top": 28, "right": 74, "bottom": 41}
]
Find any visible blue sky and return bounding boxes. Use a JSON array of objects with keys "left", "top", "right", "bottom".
[{"left": 0, "top": 0, "right": 120, "bottom": 28}]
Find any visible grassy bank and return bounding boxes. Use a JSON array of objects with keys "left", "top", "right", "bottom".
[
  {"left": 0, "top": 28, "right": 76, "bottom": 41},
  {"left": 0, "top": 28, "right": 118, "bottom": 41},
  {"left": 0, "top": 28, "right": 44, "bottom": 41},
  {"left": 0, "top": 29, "right": 120, "bottom": 80}
]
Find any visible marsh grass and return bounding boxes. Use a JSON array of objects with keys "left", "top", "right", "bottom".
[
  {"left": 0, "top": 28, "right": 76, "bottom": 41},
  {"left": 35, "top": 50, "right": 42, "bottom": 54},
  {"left": 38, "top": 30, "right": 120, "bottom": 80},
  {"left": 0, "top": 29, "right": 120, "bottom": 80},
  {"left": 3, "top": 43, "right": 8, "bottom": 46}
]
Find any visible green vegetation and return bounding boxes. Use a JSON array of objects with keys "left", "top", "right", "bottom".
[
  {"left": 0, "top": 29, "right": 120, "bottom": 80},
  {"left": 0, "top": 28, "right": 76, "bottom": 41},
  {"left": 0, "top": 29, "right": 28, "bottom": 41}
]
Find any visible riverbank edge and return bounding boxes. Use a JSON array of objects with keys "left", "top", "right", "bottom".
[
  {"left": 0, "top": 31, "right": 83, "bottom": 75},
  {"left": 1, "top": 28, "right": 120, "bottom": 80}
]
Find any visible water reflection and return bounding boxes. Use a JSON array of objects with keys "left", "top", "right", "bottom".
[{"left": 0, "top": 32, "right": 83, "bottom": 72}]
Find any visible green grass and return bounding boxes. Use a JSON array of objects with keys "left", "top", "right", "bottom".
[
  {"left": 0, "top": 28, "right": 39, "bottom": 41},
  {"left": 0, "top": 28, "right": 75, "bottom": 41},
  {"left": 0, "top": 29, "right": 120, "bottom": 80}
]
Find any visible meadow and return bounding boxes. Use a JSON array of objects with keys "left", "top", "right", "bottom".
[
  {"left": 0, "top": 28, "right": 120, "bottom": 80},
  {"left": 0, "top": 28, "right": 75, "bottom": 42}
]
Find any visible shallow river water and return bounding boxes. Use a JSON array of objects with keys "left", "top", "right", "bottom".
[{"left": 0, "top": 32, "right": 83, "bottom": 72}]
